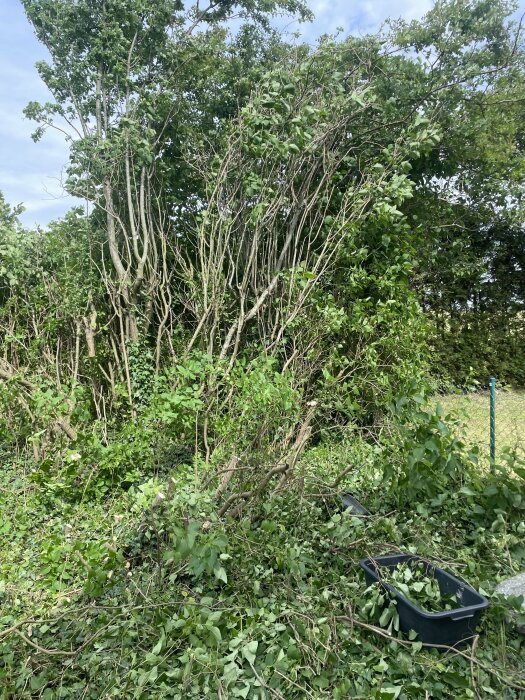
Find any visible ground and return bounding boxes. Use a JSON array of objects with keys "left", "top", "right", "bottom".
[{"left": 1, "top": 429, "right": 525, "bottom": 698}]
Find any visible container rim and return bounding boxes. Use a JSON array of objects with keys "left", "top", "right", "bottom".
[
  {"left": 340, "top": 491, "right": 370, "bottom": 516},
  {"left": 359, "top": 553, "right": 489, "bottom": 620}
]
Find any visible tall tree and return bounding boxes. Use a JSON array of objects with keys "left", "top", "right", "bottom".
[
  {"left": 385, "top": 0, "right": 525, "bottom": 385},
  {"left": 21, "top": 0, "right": 311, "bottom": 394}
]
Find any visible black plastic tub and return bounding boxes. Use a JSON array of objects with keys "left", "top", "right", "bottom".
[
  {"left": 340, "top": 492, "right": 370, "bottom": 516},
  {"left": 359, "top": 553, "right": 489, "bottom": 647}
]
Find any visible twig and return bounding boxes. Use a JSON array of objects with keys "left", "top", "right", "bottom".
[
  {"left": 13, "top": 617, "right": 119, "bottom": 657},
  {"left": 335, "top": 615, "right": 525, "bottom": 692},
  {"left": 470, "top": 634, "right": 481, "bottom": 700},
  {"left": 272, "top": 668, "right": 316, "bottom": 699},
  {"left": 248, "top": 662, "right": 286, "bottom": 700}
]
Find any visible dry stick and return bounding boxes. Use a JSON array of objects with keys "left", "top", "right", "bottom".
[
  {"left": 73, "top": 320, "right": 81, "bottom": 380},
  {"left": 288, "top": 405, "right": 317, "bottom": 473},
  {"left": 330, "top": 462, "right": 357, "bottom": 489},
  {"left": 248, "top": 662, "right": 286, "bottom": 700},
  {"left": 134, "top": 166, "right": 151, "bottom": 290},
  {"left": 217, "top": 463, "right": 289, "bottom": 518},
  {"left": 0, "top": 365, "right": 33, "bottom": 389},
  {"left": 214, "top": 455, "right": 241, "bottom": 499},
  {"left": 203, "top": 412, "right": 211, "bottom": 465},
  {"left": 202, "top": 463, "right": 257, "bottom": 491},
  {"left": 273, "top": 407, "right": 316, "bottom": 493},
  {"left": 470, "top": 634, "right": 482, "bottom": 700},
  {"left": 0, "top": 619, "right": 37, "bottom": 640},
  {"left": 335, "top": 615, "right": 525, "bottom": 693},
  {"left": 1, "top": 599, "right": 239, "bottom": 650},
  {"left": 272, "top": 669, "right": 316, "bottom": 700},
  {"left": 12, "top": 616, "right": 120, "bottom": 658},
  {"left": 188, "top": 87, "right": 373, "bottom": 364},
  {"left": 54, "top": 417, "right": 77, "bottom": 441},
  {"left": 0, "top": 366, "right": 77, "bottom": 441},
  {"left": 218, "top": 405, "right": 317, "bottom": 515}
]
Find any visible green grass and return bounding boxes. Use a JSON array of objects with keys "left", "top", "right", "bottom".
[{"left": 437, "top": 389, "right": 525, "bottom": 459}]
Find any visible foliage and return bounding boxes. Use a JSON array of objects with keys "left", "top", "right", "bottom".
[
  {"left": 28, "top": 354, "right": 209, "bottom": 498},
  {"left": 389, "top": 0, "right": 525, "bottom": 387},
  {"left": 366, "top": 388, "right": 474, "bottom": 506},
  {"left": 1, "top": 437, "right": 525, "bottom": 698},
  {"left": 374, "top": 561, "right": 461, "bottom": 613},
  {"left": 1, "top": 0, "right": 525, "bottom": 696},
  {"left": 208, "top": 355, "right": 303, "bottom": 457},
  {"left": 3, "top": 0, "right": 522, "bottom": 469}
]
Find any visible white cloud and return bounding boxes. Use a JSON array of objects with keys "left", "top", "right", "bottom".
[{"left": 298, "top": 0, "right": 433, "bottom": 37}]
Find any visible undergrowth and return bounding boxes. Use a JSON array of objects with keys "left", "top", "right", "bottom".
[{"left": 1, "top": 434, "right": 525, "bottom": 699}]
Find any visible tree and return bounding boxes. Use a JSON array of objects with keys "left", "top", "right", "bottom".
[
  {"left": 7, "top": 0, "right": 523, "bottom": 500},
  {"left": 384, "top": 0, "right": 525, "bottom": 385},
  {"left": 22, "top": 0, "right": 311, "bottom": 398}
]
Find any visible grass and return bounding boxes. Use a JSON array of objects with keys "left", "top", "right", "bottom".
[{"left": 437, "top": 389, "right": 525, "bottom": 460}]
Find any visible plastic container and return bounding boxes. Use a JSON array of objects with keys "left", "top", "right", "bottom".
[
  {"left": 340, "top": 492, "right": 370, "bottom": 516},
  {"left": 359, "top": 553, "right": 489, "bottom": 647}
]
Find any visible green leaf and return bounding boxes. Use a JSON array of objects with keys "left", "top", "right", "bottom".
[
  {"left": 379, "top": 686, "right": 402, "bottom": 699},
  {"left": 242, "top": 640, "right": 258, "bottom": 665},
  {"left": 379, "top": 607, "right": 392, "bottom": 627},
  {"left": 459, "top": 486, "right": 478, "bottom": 496},
  {"left": 209, "top": 626, "right": 222, "bottom": 643},
  {"left": 151, "top": 637, "right": 163, "bottom": 655},
  {"left": 214, "top": 565, "right": 227, "bottom": 583}
]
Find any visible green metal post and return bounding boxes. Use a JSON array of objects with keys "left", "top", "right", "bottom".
[{"left": 489, "top": 376, "right": 496, "bottom": 464}]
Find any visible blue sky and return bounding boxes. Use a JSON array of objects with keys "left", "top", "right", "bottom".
[{"left": 0, "top": 0, "right": 522, "bottom": 227}]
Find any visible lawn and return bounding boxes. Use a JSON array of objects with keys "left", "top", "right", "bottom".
[{"left": 437, "top": 389, "right": 525, "bottom": 460}]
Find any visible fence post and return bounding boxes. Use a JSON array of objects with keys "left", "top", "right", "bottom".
[{"left": 489, "top": 376, "right": 496, "bottom": 465}]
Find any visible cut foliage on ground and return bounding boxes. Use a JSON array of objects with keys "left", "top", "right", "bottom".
[{"left": 1, "top": 421, "right": 525, "bottom": 699}]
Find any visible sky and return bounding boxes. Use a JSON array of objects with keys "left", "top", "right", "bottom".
[{"left": 0, "top": 0, "right": 522, "bottom": 227}]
